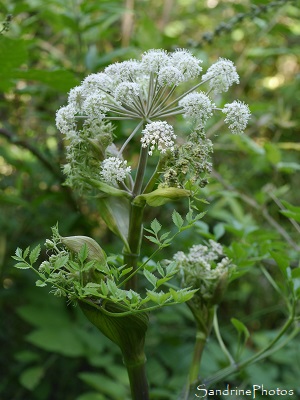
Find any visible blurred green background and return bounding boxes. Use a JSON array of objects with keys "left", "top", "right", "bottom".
[{"left": 0, "top": 0, "right": 299, "bottom": 399}]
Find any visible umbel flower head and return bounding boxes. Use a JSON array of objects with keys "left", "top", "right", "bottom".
[
  {"left": 223, "top": 100, "right": 251, "bottom": 134},
  {"left": 100, "top": 157, "right": 131, "bottom": 186},
  {"left": 141, "top": 121, "right": 176, "bottom": 156},
  {"left": 55, "top": 48, "right": 250, "bottom": 194}
]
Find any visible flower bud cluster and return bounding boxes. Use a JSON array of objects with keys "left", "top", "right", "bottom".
[
  {"left": 161, "top": 128, "right": 213, "bottom": 189},
  {"left": 173, "top": 240, "right": 232, "bottom": 303}
]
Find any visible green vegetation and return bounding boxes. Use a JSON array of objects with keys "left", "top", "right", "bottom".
[{"left": 1, "top": 1, "right": 299, "bottom": 399}]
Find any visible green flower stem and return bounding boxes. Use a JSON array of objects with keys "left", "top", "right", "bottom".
[
  {"left": 203, "top": 301, "right": 297, "bottom": 386},
  {"left": 159, "top": 77, "right": 213, "bottom": 114},
  {"left": 146, "top": 72, "right": 154, "bottom": 114},
  {"left": 188, "top": 330, "right": 207, "bottom": 385},
  {"left": 150, "top": 85, "right": 176, "bottom": 116},
  {"left": 118, "top": 120, "right": 144, "bottom": 156},
  {"left": 147, "top": 85, "right": 167, "bottom": 116},
  {"left": 213, "top": 306, "right": 235, "bottom": 365},
  {"left": 107, "top": 116, "right": 141, "bottom": 120},
  {"left": 143, "top": 158, "right": 165, "bottom": 194},
  {"left": 124, "top": 354, "right": 150, "bottom": 400},
  {"left": 153, "top": 108, "right": 183, "bottom": 119},
  {"left": 133, "top": 146, "right": 148, "bottom": 196},
  {"left": 182, "top": 305, "right": 214, "bottom": 400}
]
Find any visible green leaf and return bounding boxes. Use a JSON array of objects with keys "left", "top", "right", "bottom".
[
  {"left": 97, "top": 197, "right": 130, "bottom": 251},
  {"left": 69, "top": 260, "right": 80, "bottom": 271},
  {"left": 29, "top": 244, "right": 41, "bottom": 265},
  {"left": 213, "top": 223, "right": 225, "bottom": 240},
  {"left": 156, "top": 276, "right": 173, "bottom": 288},
  {"left": 279, "top": 200, "right": 300, "bottom": 222},
  {"left": 166, "top": 261, "right": 178, "bottom": 276},
  {"left": 193, "top": 212, "right": 206, "bottom": 222},
  {"left": 83, "top": 283, "right": 102, "bottom": 297},
  {"left": 23, "top": 246, "right": 30, "bottom": 259},
  {"left": 26, "top": 327, "right": 85, "bottom": 357},
  {"left": 15, "top": 247, "right": 23, "bottom": 259},
  {"left": 170, "top": 288, "right": 196, "bottom": 303},
  {"left": 281, "top": 200, "right": 300, "bottom": 213},
  {"left": 79, "top": 243, "right": 88, "bottom": 264},
  {"left": 146, "top": 290, "right": 171, "bottom": 305},
  {"left": 264, "top": 142, "right": 281, "bottom": 165},
  {"left": 14, "top": 262, "right": 30, "bottom": 269},
  {"left": 19, "top": 365, "right": 44, "bottom": 390},
  {"left": 186, "top": 209, "right": 194, "bottom": 224},
  {"left": 231, "top": 318, "right": 250, "bottom": 341},
  {"left": 119, "top": 267, "right": 133, "bottom": 278},
  {"left": 172, "top": 210, "right": 184, "bottom": 228},
  {"left": 54, "top": 254, "right": 69, "bottom": 269},
  {"left": 145, "top": 235, "right": 161, "bottom": 245},
  {"left": 156, "top": 262, "right": 165, "bottom": 277},
  {"left": 15, "top": 69, "right": 80, "bottom": 92},
  {"left": 143, "top": 269, "right": 158, "bottom": 287},
  {"left": 17, "top": 304, "right": 71, "bottom": 329},
  {"left": 76, "top": 393, "right": 106, "bottom": 400},
  {"left": 14, "top": 350, "right": 40, "bottom": 363},
  {"left": 35, "top": 280, "right": 47, "bottom": 287},
  {"left": 277, "top": 162, "right": 300, "bottom": 173},
  {"left": 82, "top": 260, "right": 96, "bottom": 271},
  {"left": 100, "top": 280, "right": 109, "bottom": 296},
  {"left": 159, "top": 232, "right": 171, "bottom": 242},
  {"left": 150, "top": 219, "right": 162, "bottom": 234},
  {"left": 270, "top": 251, "right": 290, "bottom": 276},
  {"left": 106, "top": 279, "right": 118, "bottom": 295},
  {"left": 78, "top": 373, "right": 127, "bottom": 398},
  {"left": 0, "top": 37, "right": 28, "bottom": 90}
]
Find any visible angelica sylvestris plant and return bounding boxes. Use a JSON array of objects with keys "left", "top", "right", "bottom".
[{"left": 13, "top": 49, "right": 251, "bottom": 400}]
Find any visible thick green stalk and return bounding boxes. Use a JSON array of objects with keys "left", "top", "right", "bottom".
[
  {"left": 188, "top": 330, "right": 207, "bottom": 385},
  {"left": 124, "top": 354, "right": 150, "bottom": 400}
]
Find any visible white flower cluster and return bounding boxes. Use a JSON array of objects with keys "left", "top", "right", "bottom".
[
  {"left": 179, "top": 92, "right": 214, "bottom": 128},
  {"left": 223, "top": 100, "right": 251, "bottom": 134},
  {"left": 100, "top": 157, "right": 131, "bottom": 186},
  {"left": 141, "top": 121, "right": 177, "bottom": 156},
  {"left": 174, "top": 240, "right": 229, "bottom": 274},
  {"left": 202, "top": 57, "right": 240, "bottom": 93},
  {"left": 55, "top": 48, "right": 250, "bottom": 191}
]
